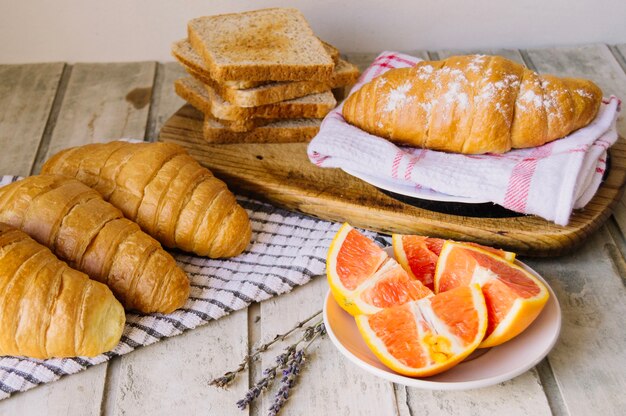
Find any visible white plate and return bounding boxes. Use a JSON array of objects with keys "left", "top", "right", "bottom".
[
  {"left": 341, "top": 167, "right": 490, "bottom": 204},
  {"left": 323, "top": 248, "right": 561, "bottom": 390}
]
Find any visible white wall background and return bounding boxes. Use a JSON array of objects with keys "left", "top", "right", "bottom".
[{"left": 1, "top": 0, "right": 625, "bottom": 63}]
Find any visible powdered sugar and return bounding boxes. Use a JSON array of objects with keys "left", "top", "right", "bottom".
[
  {"left": 442, "top": 82, "right": 469, "bottom": 109},
  {"left": 419, "top": 101, "right": 433, "bottom": 119},
  {"left": 575, "top": 88, "right": 593, "bottom": 99},
  {"left": 435, "top": 67, "right": 471, "bottom": 111},
  {"left": 517, "top": 88, "right": 543, "bottom": 112},
  {"left": 467, "top": 55, "right": 486, "bottom": 72},
  {"left": 417, "top": 64, "right": 434, "bottom": 80},
  {"left": 384, "top": 81, "right": 414, "bottom": 112}
]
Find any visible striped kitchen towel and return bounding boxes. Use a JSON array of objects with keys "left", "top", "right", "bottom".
[
  {"left": 308, "top": 52, "right": 621, "bottom": 225},
  {"left": 0, "top": 175, "right": 384, "bottom": 400}
]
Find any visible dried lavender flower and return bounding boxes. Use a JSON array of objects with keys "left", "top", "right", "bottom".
[
  {"left": 268, "top": 350, "right": 306, "bottom": 416},
  {"left": 212, "top": 312, "right": 326, "bottom": 415},
  {"left": 236, "top": 366, "right": 278, "bottom": 410},
  {"left": 208, "top": 310, "right": 321, "bottom": 388}
]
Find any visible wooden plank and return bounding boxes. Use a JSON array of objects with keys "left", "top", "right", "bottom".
[
  {"left": 0, "top": 365, "right": 106, "bottom": 416},
  {"left": 524, "top": 45, "right": 626, "bottom": 237},
  {"left": 524, "top": 226, "right": 626, "bottom": 415},
  {"left": 435, "top": 49, "right": 526, "bottom": 65},
  {"left": 258, "top": 276, "right": 398, "bottom": 415},
  {"left": 32, "top": 61, "right": 156, "bottom": 173},
  {"left": 159, "top": 105, "right": 626, "bottom": 257},
  {"left": 612, "top": 43, "right": 626, "bottom": 67},
  {"left": 0, "top": 63, "right": 64, "bottom": 176},
  {"left": 396, "top": 370, "right": 551, "bottom": 416},
  {"left": 146, "top": 62, "right": 186, "bottom": 140},
  {"left": 1, "top": 62, "right": 157, "bottom": 414},
  {"left": 110, "top": 310, "right": 250, "bottom": 415}
]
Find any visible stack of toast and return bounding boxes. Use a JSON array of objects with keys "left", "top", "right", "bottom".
[{"left": 172, "top": 8, "right": 360, "bottom": 143}]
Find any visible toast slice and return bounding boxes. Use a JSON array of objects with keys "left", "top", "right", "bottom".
[
  {"left": 187, "top": 8, "right": 334, "bottom": 82},
  {"left": 203, "top": 116, "right": 321, "bottom": 143},
  {"left": 172, "top": 38, "right": 339, "bottom": 90},
  {"left": 172, "top": 39, "right": 360, "bottom": 107},
  {"left": 174, "top": 77, "right": 335, "bottom": 131},
  {"left": 174, "top": 78, "right": 271, "bottom": 132}
]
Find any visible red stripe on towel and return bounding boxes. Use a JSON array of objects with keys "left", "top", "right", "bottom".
[
  {"left": 503, "top": 143, "right": 555, "bottom": 211},
  {"left": 391, "top": 150, "right": 403, "bottom": 179}
]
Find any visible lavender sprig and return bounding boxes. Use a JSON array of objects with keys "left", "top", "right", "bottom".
[
  {"left": 268, "top": 350, "right": 305, "bottom": 416},
  {"left": 209, "top": 309, "right": 322, "bottom": 388},
  {"left": 266, "top": 321, "right": 326, "bottom": 416},
  {"left": 210, "top": 310, "right": 326, "bottom": 416},
  {"left": 236, "top": 366, "right": 278, "bottom": 409},
  {"left": 236, "top": 346, "right": 297, "bottom": 410}
]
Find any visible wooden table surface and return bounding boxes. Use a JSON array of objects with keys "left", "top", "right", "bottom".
[{"left": 0, "top": 44, "right": 625, "bottom": 416}]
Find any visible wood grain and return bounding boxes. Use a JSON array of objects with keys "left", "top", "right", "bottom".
[
  {"left": 33, "top": 62, "right": 156, "bottom": 173},
  {"left": 0, "top": 365, "right": 107, "bottom": 416},
  {"left": 0, "top": 63, "right": 64, "bottom": 176},
  {"left": 110, "top": 310, "right": 250, "bottom": 416},
  {"left": 159, "top": 102, "right": 626, "bottom": 257},
  {"left": 396, "top": 370, "right": 552, "bottom": 416},
  {"left": 525, "top": 227, "right": 626, "bottom": 415},
  {"left": 145, "top": 62, "right": 186, "bottom": 141}
]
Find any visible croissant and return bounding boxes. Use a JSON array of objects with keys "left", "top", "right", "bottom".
[
  {"left": 342, "top": 54, "right": 602, "bottom": 154},
  {"left": 41, "top": 141, "right": 251, "bottom": 258},
  {"left": 0, "top": 223, "right": 125, "bottom": 358},
  {"left": 0, "top": 175, "right": 189, "bottom": 314}
]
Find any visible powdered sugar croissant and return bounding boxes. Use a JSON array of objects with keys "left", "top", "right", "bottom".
[
  {"left": 342, "top": 55, "right": 602, "bottom": 154},
  {"left": 42, "top": 141, "right": 251, "bottom": 258}
]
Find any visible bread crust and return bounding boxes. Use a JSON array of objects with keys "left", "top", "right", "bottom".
[
  {"left": 172, "top": 38, "right": 359, "bottom": 107},
  {"left": 0, "top": 223, "right": 125, "bottom": 358},
  {"left": 174, "top": 77, "right": 335, "bottom": 133},
  {"left": 187, "top": 8, "right": 334, "bottom": 82},
  {"left": 342, "top": 55, "right": 602, "bottom": 154},
  {"left": 0, "top": 175, "right": 190, "bottom": 314},
  {"left": 202, "top": 116, "right": 321, "bottom": 144},
  {"left": 41, "top": 142, "right": 251, "bottom": 259}
]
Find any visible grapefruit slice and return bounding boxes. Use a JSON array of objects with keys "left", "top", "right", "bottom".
[
  {"left": 355, "top": 285, "right": 487, "bottom": 377},
  {"left": 393, "top": 234, "right": 515, "bottom": 291},
  {"left": 434, "top": 242, "right": 549, "bottom": 348},
  {"left": 327, "top": 224, "right": 432, "bottom": 316}
]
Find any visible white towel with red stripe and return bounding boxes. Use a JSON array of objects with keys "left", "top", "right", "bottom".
[{"left": 308, "top": 52, "right": 620, "bottom": 225}]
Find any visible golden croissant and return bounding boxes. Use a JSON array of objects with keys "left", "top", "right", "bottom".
[
  {"left": 0, "top": 223, "right": 125, "bottom": 358},
  {"left": 342, "top": 54, "right": 602, "bottom": 154},
  {"left": 0, "top": 175, "right": 189, "bottom": 314},
  {"left": 42, "top": 141, "right": 251, "bottom": 258}
]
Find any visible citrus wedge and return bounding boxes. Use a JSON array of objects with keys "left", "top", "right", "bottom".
[
  {"left": 434, "top": 242, "right": 549, "bottom": 348},
  {"left": 393, "top": 234, "right": 515, "bottom": 291},
  {"left": 355, "top": 285, "right": 487, "bottom": 377},
  {"left": 327, "top": 224, "right": 432, "bottom": 316}
]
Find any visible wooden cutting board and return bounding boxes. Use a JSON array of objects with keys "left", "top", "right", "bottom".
[{"left": 159, "top": 104, "right": 626, "bottom": 257}]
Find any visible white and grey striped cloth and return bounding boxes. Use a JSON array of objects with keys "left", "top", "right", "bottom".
[{"left": 0, "top": 175, "right": 388, "bottom": 400}]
